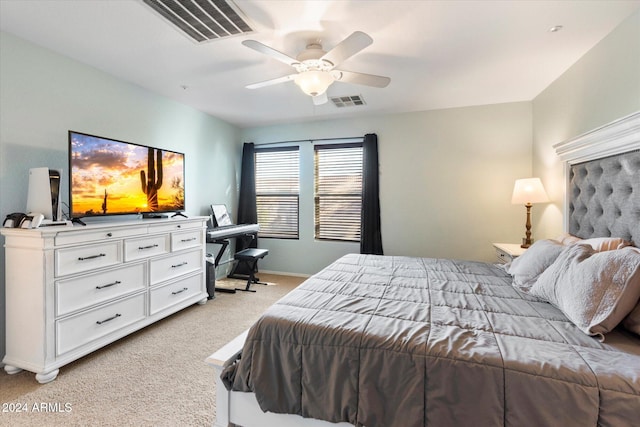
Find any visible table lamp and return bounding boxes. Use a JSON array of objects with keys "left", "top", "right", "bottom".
[{"left": 512, "top": 177, "right": 549, "bottom": 248}]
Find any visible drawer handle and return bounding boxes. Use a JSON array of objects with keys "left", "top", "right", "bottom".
[
  {"left": 180, "top": 237, "right": 196, "bottom": 243},
  {"left": 138, "top": 244, "right": 159, "bottom": 250},
  {"left": 96, "top": 313, "right": 121, "bottom": 325},
  {"left": 78, "top": 253, "right": 106, "bottom": 261},
  {"left": 171, "top": 261, "right": 188, "bottom": 268},
  {"left": 96, "top": 280, "right": 121, "bottom": 290},
  {"left": 106, "top": 232, "right": 113, "bottom": 237},
  {"left": 172, "top": 287, "right": 188, "bottom": 295}
]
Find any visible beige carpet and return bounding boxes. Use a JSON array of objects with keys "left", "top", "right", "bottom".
[{"left": 0, "top": 273, "right": 304, "bottom": 427}]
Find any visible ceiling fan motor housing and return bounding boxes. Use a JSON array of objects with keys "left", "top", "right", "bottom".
[{"left": 294, "top": 43, "right": 333, "bottom": 72}]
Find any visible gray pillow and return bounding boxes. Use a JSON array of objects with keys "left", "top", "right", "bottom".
[
  {"left": 506, "top": 239, "right": 564, "bottom": 292},
  {"left": 530, "top": 245, "right": 640, "bottom": 339}
]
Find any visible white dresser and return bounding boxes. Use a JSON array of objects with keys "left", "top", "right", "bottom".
[{"left": 1, "top": 216, "right": 208, "bottom": 383}]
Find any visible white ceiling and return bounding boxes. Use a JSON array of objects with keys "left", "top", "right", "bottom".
[{"left": 1, "top": 0, "right": 638, "bottom": 128}]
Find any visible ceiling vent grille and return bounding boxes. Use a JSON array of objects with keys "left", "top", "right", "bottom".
[
  {"left": 142, "top": 0, "right": 253, "bottom": 43},
  {"left": 330, "top": 95, "right": 366, "bottom": 108}
]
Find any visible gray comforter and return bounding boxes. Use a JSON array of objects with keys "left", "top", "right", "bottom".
[{"left": 224, "top": 254, "right": 640, "bottom": 426}]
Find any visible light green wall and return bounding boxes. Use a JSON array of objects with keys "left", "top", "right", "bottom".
[
  {"left": 532, "top": 10, "right": 640, "bottom": 239},
  {"left": 0, "top": 32, "right": 240, "bottom": 364},
  {"left": 241, "top": 101, "right": 533, "bottom": 275}
]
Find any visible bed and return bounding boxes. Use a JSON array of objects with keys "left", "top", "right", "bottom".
[{"left": 207, "top": 112, "right": 640, "bottom": 427}]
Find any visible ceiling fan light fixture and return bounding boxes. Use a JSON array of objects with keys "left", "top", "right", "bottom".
[{"left": 294, "top": 70, "right": 334, "bottom": 97}]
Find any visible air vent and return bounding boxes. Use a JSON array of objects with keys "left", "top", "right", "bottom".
[
  {"left": 143, "top": 0, "right": 253, "bottom": 43},
  {"left": 330, "top": 95, "right": 366, "bottom": 108}
]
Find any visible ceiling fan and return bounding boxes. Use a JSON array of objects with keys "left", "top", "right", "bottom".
[{"left": 242, "top": 31, "right": 391, "bottom": 105}]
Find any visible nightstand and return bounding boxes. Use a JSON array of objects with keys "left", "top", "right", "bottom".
[{"left": 493, "top": 243, "right": 527, "bottom": 264}]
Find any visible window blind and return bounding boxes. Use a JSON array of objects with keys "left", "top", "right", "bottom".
[
  {"left": 255, "top": 147, "right": 299, "bottom": 239},
  {"left": 314, "top": 143, "right": 363, "bottom": 241}
]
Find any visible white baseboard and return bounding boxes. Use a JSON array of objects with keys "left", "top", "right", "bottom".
[{"left": 257, "top": 270, "right": 310, "bottom": 278}]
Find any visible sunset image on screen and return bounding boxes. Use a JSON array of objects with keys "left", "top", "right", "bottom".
[{"left": 70, "top": 133, "right": 185, "bottom": 217}]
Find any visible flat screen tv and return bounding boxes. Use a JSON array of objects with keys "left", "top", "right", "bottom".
[{"left": 68, "top": 131, "right": 185, "bottom": 219}]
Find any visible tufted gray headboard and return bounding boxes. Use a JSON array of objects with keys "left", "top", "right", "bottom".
[{"left": 569, "top": 149, "right": 640, "bottom": 245}]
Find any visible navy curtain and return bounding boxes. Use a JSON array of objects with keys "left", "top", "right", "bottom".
[
  {"left": 360, "top": 133, "right": 383, "bottom": 255},
  {"left": 236, "top": 142, "right": 257, "bottom": 252}
]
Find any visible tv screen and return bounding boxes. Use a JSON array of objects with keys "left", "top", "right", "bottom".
[{"left": 69, "top": 131, "right": 185, "bottom": 218}]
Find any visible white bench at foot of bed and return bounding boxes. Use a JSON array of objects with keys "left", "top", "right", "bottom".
[{"left": 206, "top": 330, "right": 354, "bottom": 427}]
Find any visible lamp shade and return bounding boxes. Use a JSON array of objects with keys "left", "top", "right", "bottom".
[
  {"left": 294, "top": 70, "right": 334, "bottom": 96},
  {"left": 511, "top": 177, "right": 549, "bottom": 205}
]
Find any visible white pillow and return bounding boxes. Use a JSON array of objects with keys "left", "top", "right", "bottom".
[
  {"left": 530, "top": 245, "right": 640, "bottom": 339},
  {"left": 579, "top": 237, "right": 630, "bottom": 252},
  {"left": 555, "top": 233, "right": 582, "bottom": 245},
  {"left": 554, "top": 234, "right": 630, "bottom": 251},
  {"left": 506, "top": 239, "right": 564, "bottom": 292}
]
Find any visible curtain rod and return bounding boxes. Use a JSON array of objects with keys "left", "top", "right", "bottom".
[{"left": 251, "top": 136, "right": 363, "bottom": 147}]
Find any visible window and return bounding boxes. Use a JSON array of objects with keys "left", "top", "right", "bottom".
[
  {"left": 255, "top": 147, "right": 299, "bottom": 239},
  {"left": 314, "top": 143, "right": 363, "bottom": 241}
]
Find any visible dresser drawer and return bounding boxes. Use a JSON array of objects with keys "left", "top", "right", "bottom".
[
  {"left": 56, "top": 292, "right": 146, "bottom": 356},
  {"left": 149, "top": 249, "right": 202, "bottom": 285},
  {"left": 56, "top": 262, "right": 146, "bottom": 317},
  {"left": 55, "top": 227, "right": 143, "bottom": 246},
  {"left": 171, "top": 229, "right": 203, "bottom": 252},
  {"left": 124, "top": 234, "right": 170, "bottom": 261},
  {"left": 495, "top": 248, "right": 512, "bottom": 264},
  {"left": 149, "top": 274, "right": 203, "bottom": 315},
  {"left": 149, "top": 221, "right": 202, "bottom": 234},
  {"left": 492, "top": 243, "right": 525, "bottom": 264},
  {"left": 56, "top": 241, "right": 122, "bottom": 277}
]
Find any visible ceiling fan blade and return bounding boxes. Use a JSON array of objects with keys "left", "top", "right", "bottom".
[
  {"left": 333, "top": 70, "right": 390, "bottom": 88},
  {"left": 321, "top": 31, "right": 373, "bottom": 67},
  {"left": 312, "top": 92, "right": 328, "bottom": 106},
  {"left": 246, "top": 74, "right": 297, "bottom": 89},
  {"left": 242, "top": 40, "right": 300, "bottom": 67}
]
